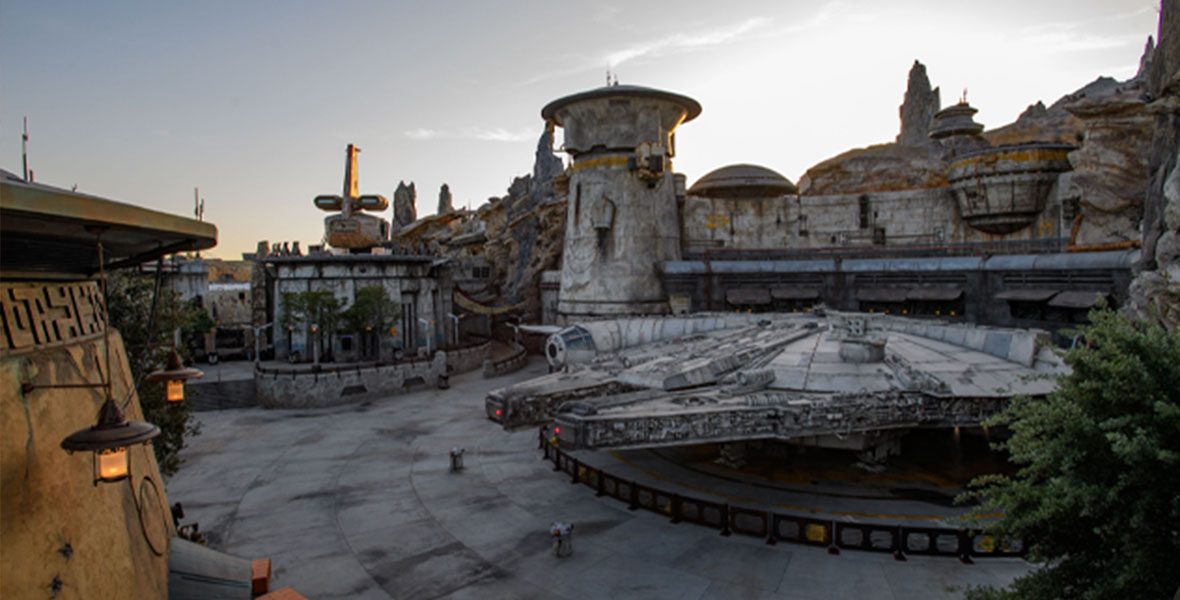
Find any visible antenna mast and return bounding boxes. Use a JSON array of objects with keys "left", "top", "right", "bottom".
[{"left": 22, "top": 117, "right": 29, "bottom": 181}]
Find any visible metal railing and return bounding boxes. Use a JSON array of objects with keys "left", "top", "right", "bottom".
[{"left": 539, "top": 428, "right": 1024, "bottom": 562}]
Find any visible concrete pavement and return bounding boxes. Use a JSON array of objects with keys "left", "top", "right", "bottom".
[{"left": 165, "top": 357, "right": 1029, "bottom": 599}]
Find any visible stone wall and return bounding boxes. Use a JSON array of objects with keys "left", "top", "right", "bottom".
[
  {"left": 256, "top": 352, "right": 447, "bottom": 409},
  {"left": 446, "top": 341, "right": 490, "bottom": 375},
  {"left": 483, "top": 342, "right": 528, "bottom": 378}
]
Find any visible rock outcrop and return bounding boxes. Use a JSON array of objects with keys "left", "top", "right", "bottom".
[
  {"left": 438, "top": 183, "right": 453, "bottom": 214},
  {"left": 393, "top": 181, "right": 417, "bottom": 228},
  {"left": 801, "top": 60, "right": 948, "bottom": 195},
  {"left": 1127, "top": 1, "right": 1180, "bottom": 331},
  {"left": 896, "top": 60, "right": 941, "bottom": 148}
]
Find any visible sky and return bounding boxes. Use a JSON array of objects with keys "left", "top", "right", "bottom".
[{"left": 1, "top": 0, "right": 1161, "bottom": 259}]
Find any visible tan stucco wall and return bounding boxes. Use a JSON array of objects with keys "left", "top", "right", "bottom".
[{"left": 1, "top": 330, "right": 174, "bottom": 599}]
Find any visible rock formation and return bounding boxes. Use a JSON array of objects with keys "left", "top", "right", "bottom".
[
  {"left": 1065, "top": 82, "right": 1153, "bottom": 246},
  {"left": 800, "top": 60, "right": 948, "bottom": 195},
  {"left": 393, "top": 181, "right": 417, "bottom": 228},
  {"left": 1127, "top": 1, "right": 1180, "bottom": 332},
  {"left": 896, "top": 60, "right": 941, "bottom": 148},
  {"left": 438, "top": 183, "right": 453, "bottom": 214},
  {"left": 477, "top": 128, "right": 566, "bottom": 319}
]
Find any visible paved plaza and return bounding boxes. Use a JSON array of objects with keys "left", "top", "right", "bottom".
[{"left": 166, "top": 358, "right": 1031, "bottom": 599}]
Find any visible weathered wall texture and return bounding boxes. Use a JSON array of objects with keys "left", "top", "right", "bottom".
[
  {"left": 270, "top": 257, "right": 451, "bottom": 361},
  {"left": 2, "top": 316, "right": 174, "bottom": 599}
]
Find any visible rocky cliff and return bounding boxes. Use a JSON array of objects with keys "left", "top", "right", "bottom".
[{"left": 1127, "top": 1, "right": 1180, "bottom": 332}]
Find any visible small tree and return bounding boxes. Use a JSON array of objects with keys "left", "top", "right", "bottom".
[
  {"left": 341, "top": 286, "right": 398, "bottom": 335},
  {"left": 960, "top": 307, "right": 1180, "bottom": 600},
  {"left": 105, "top": 270, "right": 204, "bottom": 477},
  {"left": 280, "top": 290, "right": 341, "bottom": 361}
]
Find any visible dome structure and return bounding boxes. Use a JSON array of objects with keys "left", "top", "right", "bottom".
[{"left": 687, "top": 164, "right": 798, "bottom": 198}]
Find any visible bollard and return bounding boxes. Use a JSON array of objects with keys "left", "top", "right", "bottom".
[
  {"left": 550, "top": 522, "right": 574, "bottom": 557},
  {"left": 449, "top": 447, "right": 465, "bottom": 472}
]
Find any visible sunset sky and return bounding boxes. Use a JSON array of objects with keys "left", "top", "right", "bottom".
[{"left": 1, "top": 1, "right": 1160, "bottom": 258}]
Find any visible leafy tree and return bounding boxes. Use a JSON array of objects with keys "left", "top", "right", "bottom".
[
  {"left": 279, "top": 290, "right": 341, "bottom": 360},
  {"left": 105, "top": 269, "right": 206, "bottom": 477},
  {"left": 341, "top": 285, "right": 399, "bottom": 335},
  {"left": 960, "top": 307, "right": 1180, "bottom": 600}
]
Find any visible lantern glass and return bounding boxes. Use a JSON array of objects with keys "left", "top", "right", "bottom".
[
  {"left": 166, "top": 379, "right": 184, "bottom": 402},
  {"left": 97, "top": 447, "right": 128, "bottom": 482}
]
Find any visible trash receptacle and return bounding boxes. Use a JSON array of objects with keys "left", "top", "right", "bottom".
[
  {"left": 449, "top": 447, "right": 465, "bottom": 472},
  {"left": 550, "top": 522, "right": 574, "bottom": 557}
]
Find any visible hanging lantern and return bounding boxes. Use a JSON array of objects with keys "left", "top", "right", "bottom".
[
  {"left": 61, "top": 397, "right": 160, "bottom": 485},
  {"left": 145, "top": 349, "right": 204, "bottom": 402}
]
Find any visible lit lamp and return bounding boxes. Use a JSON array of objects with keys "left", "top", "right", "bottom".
[
  {"left": 145, "top": 349, "right": 204, "bottom": 402},
  {"left": 61, "top": 397, "right": 160, "bottom": 485}
]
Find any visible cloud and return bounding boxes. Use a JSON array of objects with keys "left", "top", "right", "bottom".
[
  {"left": 404, "top": 128, "right": 441, "bottom": 140},
  {"left": 1012, "top": 22, "right": 1142, "bottom": 53},
  {"left": 403, "top": 126, "right": 536, "bottom": 143},
  {"left": 604, "top": 16, "right": 769, "bottom": 68}
]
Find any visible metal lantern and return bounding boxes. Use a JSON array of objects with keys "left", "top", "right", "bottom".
[
  {"left": 61, "top": 397, "right": 160, "bottom": 485},
  {"left": 145, "top": 349, "right": 204, "bottom": 402}
]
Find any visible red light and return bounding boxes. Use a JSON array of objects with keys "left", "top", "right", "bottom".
[
  {"left": 495, "top": 409, "right": 501, "bottom": 416},
  {"left": 554, "top": 427, "right": 561, "bottom": 435}
]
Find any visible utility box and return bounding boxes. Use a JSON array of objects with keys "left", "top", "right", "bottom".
[{"left": 550, "top": 522, "right": 574, "bottom": 557}]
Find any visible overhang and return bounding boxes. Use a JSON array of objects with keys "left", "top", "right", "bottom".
[
  {"left": 1048, "top": 290, "right": 1108, "bottom": 309},
  {"left": 725, "top": 288, "right": 771, "bottom": 305},
  {"left": 770, "top": 286, "right": 821, "bottom": 300},
  {"left": 1, "top": 170, "right": 217, "bottom": 279},
  {"left": 994, "top": 289, "right": 1059, "bottom": 302},
  {"left": 906, "top": 287, "right": 963, "bottom": 301},
  {"left": 856, "top": 288, "right": 910, "bottom": 302}
]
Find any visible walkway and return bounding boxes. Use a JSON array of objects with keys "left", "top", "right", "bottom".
[{"left": 165, "top": 358, "right": 1030, "bottom": 599}]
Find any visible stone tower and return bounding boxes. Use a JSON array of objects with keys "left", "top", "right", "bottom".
[{"left": 542, "top": 85, "right": 701, "bottom": 318}]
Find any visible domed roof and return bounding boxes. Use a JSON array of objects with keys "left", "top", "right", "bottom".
[
  {"left": 687, "top": 164, "right": 798, "bottom": 198},
  {"left": 541, "top": 85, "right": 702, "bottom": 124}
]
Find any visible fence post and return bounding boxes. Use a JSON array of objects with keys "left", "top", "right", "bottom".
[
  {"left": 628, "top": 482, "right": 639, "bottom": 511},
  {"left": 669, "top": 494, "right": 682, "bottom": 524},
  {"left": 596, "top": 471, "right": 606, "bottom": 497},
  {"left": 719, "top": 504, "right": 732, "bottom": 537},
  {"left": 958, "top": 530, "right": 974, "bottom": 565},
  {"left": 893, "top": 525, "right": 907, "bottom": 561},
  {"left": 570, "top": 459, "right": 580, "bottom": 485},
  {"left": 765, "top": 512, "right": 777, "bottom": 546},
  {"left": 827, "top": 520, "right": 840, "bottom": 555},
  {"left": 538, "top": 427, "right": 545, "bottom": 451}
]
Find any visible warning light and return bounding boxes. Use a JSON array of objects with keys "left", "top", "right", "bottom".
[{"left": 554, "top": 426, "right": 561, "bottom": 435}]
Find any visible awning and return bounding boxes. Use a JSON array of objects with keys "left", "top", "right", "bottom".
[
  {"left": 856, "top": 288, "right": 909, "bottom": 302},
  {"left": 770, "top": 286, "right": 821, "bottom": 300},
  {"left": 906, "top": 287, "right": 963, "bottom": 301},
  {"left": 995, "top": 289, "right": 1059, "bottom": 302},
  {"left": 726, "top": 288, "right": 772, "bottom": 305},
  {"left": 1048, "top": 290, "right": 1108, "bottom": 309}
]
